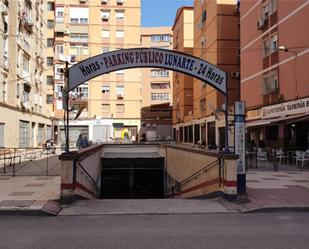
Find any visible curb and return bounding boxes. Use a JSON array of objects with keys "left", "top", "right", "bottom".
[
  {"left": 242, "top": 206, "right": 309, "bottom": 213},
  {"left": 0, "top": 209, "right": 57, "bottom": 216},
  {"left": 0, "top": 200, "right": 62, "bottom": 216}
]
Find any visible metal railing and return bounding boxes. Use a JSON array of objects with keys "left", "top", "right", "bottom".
[
  {"left": 165, "top": 159, "right": 220, "bottom": 198},
  {"left": 0, "top": 147, "right": 61, "bottom": 176}
]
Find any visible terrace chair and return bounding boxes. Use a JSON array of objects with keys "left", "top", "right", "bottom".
[
  {"left": 256, "top": 149, "right": 268, "bottom": 168},
  {"left": 276, "top": 149, "right": 287, "bottom": 165},
  {"left": 295, "top": 151, "right": 308, "bottom": 169}
]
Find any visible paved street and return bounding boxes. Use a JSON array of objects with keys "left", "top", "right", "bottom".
[{"left": 1, "top": 212, "right": 309, "bottom": 249}]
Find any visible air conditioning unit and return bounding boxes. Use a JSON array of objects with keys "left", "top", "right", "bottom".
[
  {"left": 27, "top": 17, "right": 34, "bottom": 26},
  {"left": 0, "top": 4, "right": 8, "bottom": 14},
  {"left": 230, "top": 71, "right": 240, "bottom": 78},
  {"left": 257, "top": 17, "right": 267, "bottom": 30},
  {"left": 117, "top": 0, "right": 124, "bottom": 4},
  {"left": 64, "top": 29, "right": 70, "bottom": 35},
  {"left": 101, "top": 0, "right": 108, "bottom": 3},
  {"left": 101, "top": 13, "right": 109, "bottom": 20}
]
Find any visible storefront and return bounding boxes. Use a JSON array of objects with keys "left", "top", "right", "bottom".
[{"left": 246, "top": 97, "right": 309, "bottom": 150}]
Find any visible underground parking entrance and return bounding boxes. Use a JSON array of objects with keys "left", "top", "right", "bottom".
[
  {"left": 101, "top": 154, "right": 164, "bottom": 199},
  {"left": 59, "top": 48, "right": 241, "bottom": 200}
]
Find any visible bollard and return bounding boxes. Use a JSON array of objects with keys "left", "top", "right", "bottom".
[{"left": 46, "top": 148, "right": 49, "bottom": 176}]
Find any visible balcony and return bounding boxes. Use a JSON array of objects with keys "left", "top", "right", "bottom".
[
  {"left": 55, "top": 23, "right": 66, "bottom": 33},
  {"left": 69, "top": 25, "right": 89, "bottom": 34}
]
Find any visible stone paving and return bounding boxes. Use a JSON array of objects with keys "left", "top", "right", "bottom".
[
  {"left": 222, "top": 169, "right": 309, "bottom": 212},
  {"left": 0, "top": 176, "right": 61, "bottom": 213}
]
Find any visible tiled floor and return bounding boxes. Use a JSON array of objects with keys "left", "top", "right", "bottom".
[
  {"left": 244, "top": 170, "right": 309, "bottom": 210},
  {"left": 0, "top": 176, "right": 60, "bottom": 211}
]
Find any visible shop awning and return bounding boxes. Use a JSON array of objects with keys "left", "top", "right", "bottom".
[
  {"left": 247, "top": 113, "right": 309, "bottom": 128},
  {"left": 246, "top": 119, "right": 271, "bottom": 128},
  {"left": 112, "top": 123, "right": 124, "bottom": 128}
]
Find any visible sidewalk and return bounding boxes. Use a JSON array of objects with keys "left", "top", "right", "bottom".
[
  {"left": 0, "top": 176, "right": 61, "bottom": 215},
  {"left": 222, "top": 169, "right": 309, "bottom": 212},
  {"left": 59, "top": 198, "right": 231, "bottom": 216}
]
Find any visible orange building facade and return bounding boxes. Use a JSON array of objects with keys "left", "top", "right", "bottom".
[
  {"left": 173, "top": 0, "right": 240, "bottom": 150},
  {"left": 241, "top": 0, "right": 309, "bottom": 149}
]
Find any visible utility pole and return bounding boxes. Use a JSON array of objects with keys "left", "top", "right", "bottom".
[{"left": 63, "top": 61, "right": 70, "bottom": 153}]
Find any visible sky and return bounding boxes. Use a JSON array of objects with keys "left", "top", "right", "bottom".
[{"left": 141, "top": 0, "right": 193, "bottom": 27}]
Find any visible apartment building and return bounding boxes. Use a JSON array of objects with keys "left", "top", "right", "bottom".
[
  {"left": 140, "top": 27, "right": 173, "bottom": 141},
  {"left": 241, "top": 0, "right": 309, "bottom": 150},
  {"left": 52, "top": 0, "right": 141, "bottom": 145},
  {"left": 173, "top": 0, "right": 240, "bottom": 150},
  {"left": 172, "top": 6, "right": 194, "bottom": 142},
  {"left": 0, "top": 0, "right": 52, "bottom": 148}
]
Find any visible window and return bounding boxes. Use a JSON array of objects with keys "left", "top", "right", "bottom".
[
  {"left": 151, "top": 83, "right": 170, "bottom": 89},
  {"left": 151, "top": 35, "right": 170, "bottom": 43},
  {"left": 263, "top": 33, "right": 278, "bottom": 56},
  {"left": 151, "top": 93, "right": 170, "bottom": 101},
  {"left": 102, "top": 47, "right": 109, "bottom": 53},
  {"left": 46, "top": 76, "right": 53, "bottom": 85},
  {"left": 270, "top": 0, "right": 277, "bottom": 13},
  {"left": 38, "top": 124, "right": 44, "bottom": 145},
  {"left": 55, "top": 44, "right": 64, "bottom": 54},
  {"left": 70, "top": 45, "right": 89, "bottom": 55},
  {"left": 19, "top": 121, "right": 30, "bottom": 148},
  {"left": 261, "top": 70, "right": 279, "bottom": 95},
  {"left": 16, "top": 82, "right": 20, "bottom": 98},
  {"left": 116, "top": 104, "right": 124, "bottom": 113},
  {"left": 47, "top": 38, "right": 53, "bottom": 47},
  {"left": 150, "top": 69, "right": 169, "bottom": 77},
  {"left": 115, "top": 10, "right": 124, "bottom": 20},
  {"left": 70, "top": 34, "right": 89, "bottom": 43},
  {"left": 55, "top": 7, "right": 64, "bottom": 23},
  {"left": 102, "top": 30, "right": 110, "bottom": 38},
  {"left": 1, "top": 74, "right": 7, "bottom": 102},
  {"left": 70, "top": 83, "right": 88, "bottom": 99},
  {"left": 102, "top": 104, "right": 110, "bottom": 113},
  {"left": 47, "top": 57, "right": 53, "bottom": 66},
  {"left": 3, "top": 14, "right": 8, "bottom": 34},
  {"left": 47, "top": 2, "right": 54, "bottom": 11},
  {"left": 70, "top": 7, "right": 89, "bottom": 24},
  {"left": 46, "top": 94, "right": 53, "bottom": 104},
  {"left": 23, "top": 55, "right": 30, "bottom": 77},
  {"left": 270, "top": 34, "right": 278, "bottom": 53},
  {"left": 47, "top": 20, "right": 54, "bottom": 29},
  {"left": 201, "top": 10, "right": 207, "bottom": 22},
  {"left": 3, "top": 36, "right": 8, "bottom": 67},
  {"left": 101, "top": 85, "right": 110, "bottom": 94},
  {"left": 116, "top": 86, "right": 124, "bottom": 97},
  {"left": 55, "top": 65, "right": 64, "bottom": 80},
  {"left": 116, "top": 30, "right": 124, "bottom": 38}
]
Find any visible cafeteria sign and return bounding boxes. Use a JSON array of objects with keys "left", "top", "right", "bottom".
[
  {"left": 68, "top": 48, "right": 227, "bottom": 95},
  {"left": 261, "top": 97, "right": 309, "bottom": 119}
]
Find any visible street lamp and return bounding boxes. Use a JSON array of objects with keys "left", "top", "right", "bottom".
[
  {"left": 278, "top": 45, "right": 298, "bottom": 56},
  {"left": 278, "top": 45, "right": 298, "bottom": 98}
]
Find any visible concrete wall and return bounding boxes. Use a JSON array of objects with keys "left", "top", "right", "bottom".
[
  {"left": 60, "top": 145, "right": 104, "bottom": 200},
  {"left": 60, "top": 144, "right": 237, "bottom": 199},
  {"left": 159, "top": 145, "right": 237, "bottom": 198}
]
